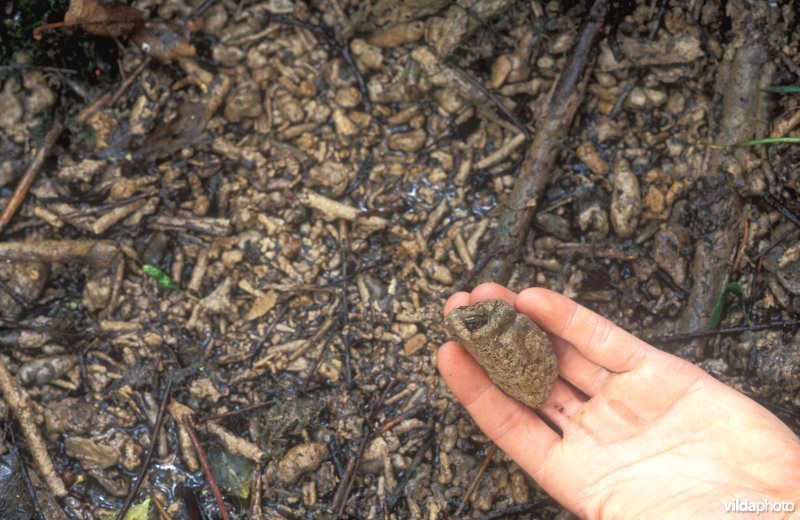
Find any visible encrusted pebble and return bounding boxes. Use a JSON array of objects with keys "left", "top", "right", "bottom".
[
  {"left": 444, "top": 299, "right": 557, "bottom": 408},
  {"left": 224, "top": 83, "right": 262, "bottom": 122},
  {"left": 308, "top": 160, "right": 354, "bottom": 197},
  {"left": 334, "top": 87, "right": 363, "bottom": 109},
  {"left": 404, "top": 333, "right": 427, "bottom": 356},
  {"left": 576, "top": 142, "right": 609, "bottom": 175},
  {"left": 277, "top": 443, "right": 328, "bottom": 484},
  {"left": 388, "top": 129, "right": 427, "bottom": 152},
  {"left": 610, "top": 159, "right": 641, "bottom": 238}
]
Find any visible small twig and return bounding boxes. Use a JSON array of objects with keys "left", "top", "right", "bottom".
[
  {"left": 454, "top": 444, "right": 498, "bottom": 517},
  {"left": 249, "top": 305, "right": 289, "bottom": 361},
  {"left": 0, "top": 124, "right": 62, "bottom": 234},
  {"left": 761, "top": 192, "right": 800, "bottom": 229},
  {"left": 109, "top": 56, "right": 152, "bottom": 106},
  {"left": 331, "top": 381, "right": 394, "bottom": 518},
  {"left": 747, "top": 229, "right": 797, "bottom": 317},
  {"left": 181, "top": 415, "right": 231, "bottom": 520},
  {"left": 647, "top": 318, "right": 800, "bottom": 344},
  {"left": 204, "top": 400, "right": 274, "bottom": 422},
  {"left": 0, "top": 64, "right": 77, "bottom": 74},
  {"left": 117, "top": 376, "right": 173, "bottom": 520},
  {"left": 6, "top": 422, "right": 47, "bottom": 520},
  {"left": 449, "top": 65, "right": 531, "bottom": 140},
  {"left": 386, "top": 421, "right": 435, "bottom": 512},
  {"left": 731, "top": 204, "right": 749, "bottom": 272},
  {"left": 0, "top": 279, "right": 29, "bottom": 308},
  {"left": 0, "top": 356, "right": 66, "bottom": 496},
  {"left": 339, "top": 221, "right": 353, "bottom": 387},
  {"left": 377, "top": 403, "right": 427, "bottom": 435}
]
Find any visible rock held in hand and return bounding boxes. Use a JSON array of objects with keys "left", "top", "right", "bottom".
[{"left": 443, "top": 299, "right": 557, "bottom": 408}]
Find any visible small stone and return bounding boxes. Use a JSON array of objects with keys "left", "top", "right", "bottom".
[
  {"left": 212, "top": 45, "right": 245, "bottom": 66},
  {"left": 367, "top": 21, "right": 424, "bottom": 48},
  {"left": 626, "top": 86, "right": 648, "bottom": 109},
  {"left": 332, "top": 108, "right": 357, "bottom": 137},
  {"left": 0, "top": 79, "right": 23, "bottom": 131},
  {"left": 443, "top": 299, "right": 557, "bottom": 408},
  {"left": 489, "top": 55, "right": 513, "bottom": 89},
  {"left": 404, "top": 333, "right": 427, "bottom": 356},
  {"left": 278, "top": 443, "right": 328, "bottom": 484},
  {"left": 58, "top": 158, "right": 106, "bottom": 184},
  {"left": 534, "top": 212, "right": 572, "bottom": 241},
  {"left": 308, "top": 161, "right": 354, "bottom": 197},
  {"left": 221, "top": 250, "right": 244, "bottom": 268},
  {"left": 388, "top": 129, "right": 427, "bottom": 152},
  {"left": 510, "top": 472, "right": 530, "bottom": 504},
  {"left": 610, "top": 159, "right": 641, "bottom": 238},
  {"left": 421, "top": 258, "right": 453, "bottom": 285},
  {"left": 297, "top": 79, "right": 317, "bottom": 98},
  {"left": 82, "top": 272, "right": 112, "bottom": 311},
  {"left": 276, "top": 95, "right": 304, "bottom": 124},
  {"left": 245, "top": 290, "right": 277, "bottom": 321},
  {"left": 643, "top": 186, "right": 665, "bottom": 213},
  {"left": 19, "top": 355, "right": 77, "bottom": 386},
  {"left": 224, "top": 83, "right": 262, "bottom": 123},
  {"left": 576, "top": 142, "right": 609, "bottom": 175},
  {"left": 350, "top": 39, "right": 383, "bottom": 69},
  {"left": 334, "top": 87, "right": 363, "bottom": 109},
  {"left": 65, "top": 437, "right": 120, "bottom": 470}
]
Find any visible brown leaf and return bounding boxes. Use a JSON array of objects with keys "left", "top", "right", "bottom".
[{"left": 63, "top": 0, "right": 144, "bottom": 38}]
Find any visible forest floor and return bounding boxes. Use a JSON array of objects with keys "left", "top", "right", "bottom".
[{"left": 0, "top": 0, "right": 799, "bottom": 518}]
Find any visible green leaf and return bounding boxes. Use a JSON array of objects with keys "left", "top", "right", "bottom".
[
  {"left": 762, "top": 85, "right": 800, "bottom": 93},
  {"left": 209, "top": 450, "right": 253, "bottom": 499},
  {"left": 707, "top": 282, "right": 747, "bottom": 330},
  {"left": 124, "top": 498, "right": 151, "bottom": 520},
  {"left": 142, "top": 264, "right": 180, "bottom": 291}
]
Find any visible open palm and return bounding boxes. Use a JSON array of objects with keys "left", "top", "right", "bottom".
[{"left": 439, "top": 284, "right": 800, "bottom": 519}]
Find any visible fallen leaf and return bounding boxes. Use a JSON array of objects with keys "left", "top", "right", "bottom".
[{"left": 63, "top": 0, "right": 143, "bottom": 38}]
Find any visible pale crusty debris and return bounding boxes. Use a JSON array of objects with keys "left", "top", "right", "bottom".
[{"left": 443, "top": 299, "right": 557, "bottom": 408}]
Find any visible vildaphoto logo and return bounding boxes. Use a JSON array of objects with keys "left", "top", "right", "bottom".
[{"left": 723, "top": 498, "right": 796, "bottom": 515}]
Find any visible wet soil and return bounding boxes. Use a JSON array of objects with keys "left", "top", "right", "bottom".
[{"left": 0, "top": 0, "right": 799, "bottom": 518}]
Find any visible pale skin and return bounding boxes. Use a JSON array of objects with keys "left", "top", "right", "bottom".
[{"left": 439, "top": 283, "right": 800, "bottom": 519}]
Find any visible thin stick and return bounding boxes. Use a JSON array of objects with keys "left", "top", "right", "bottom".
[
  {"left": 181, "top": 415, "right": 231, "bottom": 520},
  {"left": 731, "top": 204, "right": 749, "bottom": 272},
  {"left": 377, "top": 403, "right": 427, "bottom": 435},
  {"left": 109, "top": 56, "right": 152, "bottom": 106},
  {"left": 761, "top": 192, "right": 800, "bottom": 228},
  {"left": 0, "top": 356, "right": 66, "bottom": 496},
  {"left": 473, "top": 0, "right": 608, "bottom": 284},
  {"left": 204, "top": 400, "right": 274, "bottom": 422},
  {"left": 117, "top": 376, "right": 173, "bottom": 520},
  {"left": 647, "top": 318, "right": 800, "bottom": 344},
  {"left": 0, "top": 124, "right": 62, "bottom": 234},
  {"left": 454, "top": 444, "right": 498, "bottom": 517},
  {"left": 386, "top": 421, "right": 435, "bottom": 512},
  {"left": 331, "top": 382, "right": 393, "bottom": 518}
]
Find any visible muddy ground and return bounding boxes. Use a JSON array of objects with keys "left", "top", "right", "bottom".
[{"left": 0, "top": 0, "right": 798, "bottom": 518}]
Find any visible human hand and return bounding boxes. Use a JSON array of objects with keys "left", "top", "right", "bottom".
[{"left": 439, "top": 284, "right": 800, "bottom": 519}]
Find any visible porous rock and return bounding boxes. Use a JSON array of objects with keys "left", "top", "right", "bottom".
[{"left": 443, "top": 299, "right": 557, "bottom": 408}]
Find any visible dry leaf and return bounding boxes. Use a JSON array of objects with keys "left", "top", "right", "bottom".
[{"left": 63, "top": 0, "right": 143, "bottom": 38}]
